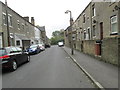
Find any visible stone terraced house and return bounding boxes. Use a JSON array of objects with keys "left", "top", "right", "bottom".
[
  {"left": 0, "top": 1, "right": 44, "bottom": 50},
  {"left": 64, "top": 1, "right": 120, "bottom": 65}
]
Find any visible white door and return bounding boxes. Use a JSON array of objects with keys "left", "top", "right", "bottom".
[{"left": 0, "top": 36, "right": 3, "bottom": 48}]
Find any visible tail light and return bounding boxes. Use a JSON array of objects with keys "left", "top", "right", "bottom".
[{"left": 0, "top": 55, "right": 10, "bottom": 59}]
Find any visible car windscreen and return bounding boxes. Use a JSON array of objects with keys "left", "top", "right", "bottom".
[
  {"left": 30, "top": 45, "right": 37, "bottom": 48},
  {"left": 0, "top": 49, "right": 6, "bottom": 56}
]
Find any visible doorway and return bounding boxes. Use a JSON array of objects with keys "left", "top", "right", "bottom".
[{"left": 100, "top": 22, "right": 103, "bottom": 40}]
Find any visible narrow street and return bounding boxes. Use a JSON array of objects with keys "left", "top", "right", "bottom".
[{"left": 2, "top": 46, "right": 95, "bottom": 88}]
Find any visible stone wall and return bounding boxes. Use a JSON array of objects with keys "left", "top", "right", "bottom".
[
  {"left": 102, "top": 37, "right": 118, "bottom": 65},
  {"left": 118, "top": 37, "right": 120, "bottom": 66},
  {"left": 74, "top": 38, "right": 119, "bottom": 65},
  {"left": 76, "top": 41, "right": 81, "bottom": 51},
  {"left": 83, "top": 40, "right": 96, "bottom": 56}
]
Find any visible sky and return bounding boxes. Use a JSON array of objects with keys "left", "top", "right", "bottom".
[{"left": 0, "top": 0, "right": 91, "bottom": 38}]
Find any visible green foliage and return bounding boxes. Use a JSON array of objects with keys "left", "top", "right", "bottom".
[{"left": 50, "top": 30, "right": 64, "bottom": 45}]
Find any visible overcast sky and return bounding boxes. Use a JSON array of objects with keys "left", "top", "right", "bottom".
[{"left": 0, "top": 0, "right": 91, "bottom": 38}]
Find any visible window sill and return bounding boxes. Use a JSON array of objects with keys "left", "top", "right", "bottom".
[
  {"left": 110, "top": 33, "right": 118, "bottom": 35},
  {"left": 9, "top": 26, "right": 13, "bottom": 28},
  {"left": 4, "top": 24, "right": 7, "bottom": 26}
]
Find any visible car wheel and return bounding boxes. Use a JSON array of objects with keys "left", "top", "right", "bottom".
[
  {"left": 27, "top": 55, "right": 30, "bottom": 62},
  {"left": 11, "top": 60, "right": 17, "bottom": 71}
]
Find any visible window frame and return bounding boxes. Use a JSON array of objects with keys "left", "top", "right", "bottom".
[
  {"left": 2, "top": 12, "right": 7, "bottom": 25},
  {"left": 84, "top": 29, "right": 86, "bottom": 40},
  {"left": 8, "top": 14, "right": 12, "bottom": 27},
  {"left": 22, "top": 23, "right": 25, "bottom": 30},
  {"left": 93, "top": 25, "right": 96, "bottom": 37},
  {"left": 92, "top": 4, "right": 96, "bottom": 17},
  {"left": 110, "top": 15, "right": 118, "bottom": 34},
  {"left": 17, "top": 20, "right": 20, "bottom": 30},
  {"left": 83, "top": 13, "right": 86, "bottom": 23},
  {"left": 16, "top": 40, "right": 20, "bottom": 46}
]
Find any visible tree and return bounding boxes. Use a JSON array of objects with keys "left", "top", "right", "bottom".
[{"left": 50, "top": 30, "right": 64, "bottom": 45}]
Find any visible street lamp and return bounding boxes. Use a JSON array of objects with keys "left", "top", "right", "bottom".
[
  {"left": 5, "top": 0, "right": 10, "bottom": 46},
  {"left": 65, "top": 10, "right": 74, "bottom": 55}
]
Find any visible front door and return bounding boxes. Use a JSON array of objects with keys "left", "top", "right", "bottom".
[{"left": 100, "top": 22, "right": 103, "bottom": 40}]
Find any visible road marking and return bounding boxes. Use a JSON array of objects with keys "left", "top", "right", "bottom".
[{"left": 63, "top": 48, "right": 105, "bottom": 90}]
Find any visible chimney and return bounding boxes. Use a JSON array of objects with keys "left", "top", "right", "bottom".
[
  {"left": 23, "top": 16, "right": 29, "bottom": 22},
  {"left": 31, "top": 17, "right": 35, "bottom": 25}
]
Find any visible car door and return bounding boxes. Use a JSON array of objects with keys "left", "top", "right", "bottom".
[
  {"left": 6, "top": 47, "right": 18, "bottom": 63},
  {"left": 11, "top": 47, "right": 23, "bottom": 64},
  {"left": 16, "top": 47, "right": 27, "bottom": 63}
]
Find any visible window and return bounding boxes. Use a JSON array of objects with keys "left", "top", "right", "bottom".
[
  {"left": 8, "top": 14, "right": 12, "bottom": 26},
  {"left": 93, "top": 25, "right": 96, "bottom": 37},
  {"left": 22, "top": 23, "right": 25, "bottom": 30},
  {"left": 83, "top": 14, "right": 85, "bottom": 23},
  {"left": 87, "top": 28, "right": 91, "bottom": 40},
  {"left": 16, "top": 40, "right": 20, "bottom": 46},
  {"left": 84, "top": 30, "right": 86, "bottom": 39},
  {"left": 92, "top": 4, "right": 96, "bottom": 17},
  {"left": 3, "top": 13, "right": 7, "bottom": 25},
  {"left": 17, "top": 20, "right": 20, "bottom": 30},
  {"left": 111, "top": 16, "right": 118, "bottom": 34}
]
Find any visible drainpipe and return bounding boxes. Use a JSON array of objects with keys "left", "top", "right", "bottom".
[
  {"left": 118, "top": 2, "right": 120, "bottom": 37},
  {"left": 118, "top": 1, "right": 120, "bottom": 68},
  {"left": 5, "top": 0, "right": 10, "bottom": 46}
]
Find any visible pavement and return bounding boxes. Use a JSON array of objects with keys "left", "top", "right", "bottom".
[{"left": 63, "top": 46, "right": 118, "bottom": 89}]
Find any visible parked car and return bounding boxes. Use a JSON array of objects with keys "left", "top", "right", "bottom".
[
  {"left": 0, "top": 46, "right": 30, "bottom": 71},
  {"left": 58, "top": 42, "right": 64, "bottom": 47},
  {"left": 38, "top": 44, "right": 45, "bottom": 51},
  {"left": 45, "top": 44, "right": 51, "bottom": 48},
  {"left": 26, "top": 44, "right": 41, "bottom": 54}
]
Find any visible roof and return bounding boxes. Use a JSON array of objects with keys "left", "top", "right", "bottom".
[
  {"left": 0, "top": 1, "right": 35, "bottom": 27},
  {"left": 37, "top": 26, "right": 45, "bottom": 31}
]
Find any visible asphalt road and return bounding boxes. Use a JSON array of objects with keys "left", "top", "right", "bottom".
[{"left": 2, "top": 46, "right": 95, "bottom": 88}]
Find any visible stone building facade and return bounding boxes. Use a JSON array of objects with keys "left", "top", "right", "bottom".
[
  {"left": 64, "top": 1, "right": 120, "bottom": 65},
  {"left": 0, "top": 2, "right": 3, "bottom": 48},
  {"left": 0, "top": 1, "right": 43, "bottom": 50},
  {"left": 37, "top": 26, "right": 49, "bottom": 46}
]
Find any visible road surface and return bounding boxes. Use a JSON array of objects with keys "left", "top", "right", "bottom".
[{"left": 2, "top": 46, "right": 95, "bottom": 88}]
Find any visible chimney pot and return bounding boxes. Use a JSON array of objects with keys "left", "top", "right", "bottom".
[{"left": 31, "top": 17, "right": 35, "bottom": 25}]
